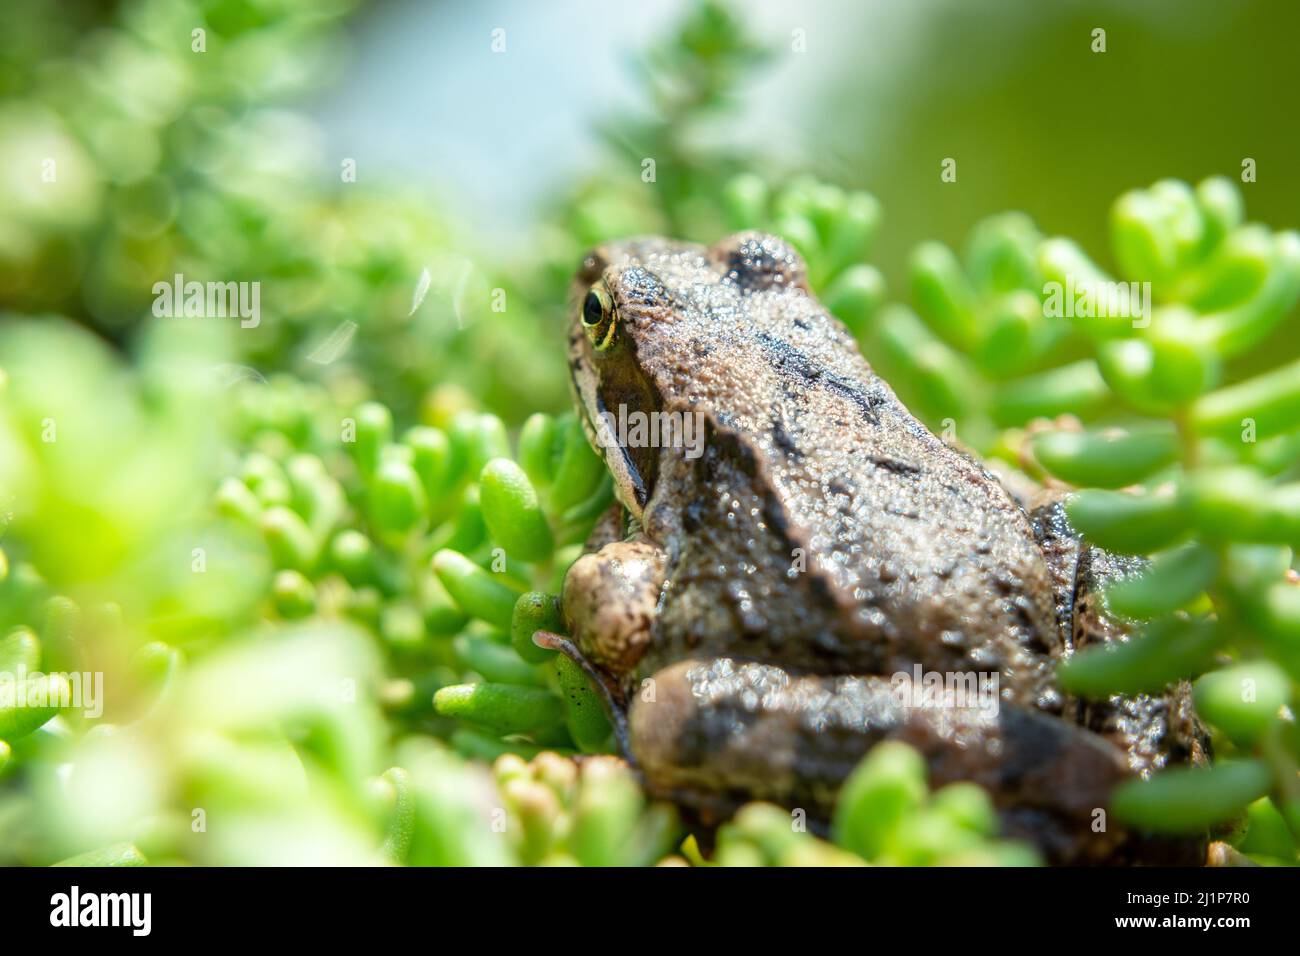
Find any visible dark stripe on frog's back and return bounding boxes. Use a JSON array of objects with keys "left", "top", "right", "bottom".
[
  {"left": 752, "top": 330, "right": 889, "bottom": 424},
  {"left": 757, "top": 328, "right": 1063, "bottom": 693}
]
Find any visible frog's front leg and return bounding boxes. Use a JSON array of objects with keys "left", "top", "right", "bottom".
[
  {"left": 562, "top": 532, "right": 666, "bottom": 675},
  {"left": 537, "top": 530, "right": 669, "bottom": 751},
  {"left": 629, "top": 657, "right": 1162, "bottom": 865}
]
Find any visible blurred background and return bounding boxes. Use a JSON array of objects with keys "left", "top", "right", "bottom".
[
  {"left": 5, "top": 0, "right": 1300, "bottom": 417},
  {"left": 3, "top": 0, "right": 1300, "bottom": 867},
  {"left": 315, "top": 0, "right": 1300, "bottom": 276}
]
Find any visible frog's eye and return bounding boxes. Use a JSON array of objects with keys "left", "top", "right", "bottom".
[{"left": 582, "top": 286, "right": 617, "bottom": 351}]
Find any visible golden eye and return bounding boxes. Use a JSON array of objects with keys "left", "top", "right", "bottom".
[{"left": 582, "top": 286, "right": 617, "bottom": 350}]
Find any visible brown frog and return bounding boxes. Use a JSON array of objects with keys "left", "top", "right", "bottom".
[{"left": 541, "top": 232, "right": 1208, "bottom": 865}]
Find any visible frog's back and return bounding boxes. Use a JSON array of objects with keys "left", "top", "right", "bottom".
[{"left": 619, "top": 233, "right": 1061, "bottom": 709}]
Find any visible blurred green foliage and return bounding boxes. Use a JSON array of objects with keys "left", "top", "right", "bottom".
[
  {"left": 834, "top": 172, "right": 1300, "bottom": 856},
  {"left": 820, "top": 0, "right": 1300, "bottom": 311},
  {"left": 0, "top": 0, "right": 565, "bottom": 421},
  {"left": 1, "top": 0, "right": 1298, "bottom": 867}
]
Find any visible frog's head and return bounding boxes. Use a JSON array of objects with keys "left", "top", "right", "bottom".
[
  {"left": 568, "top": 232, "right": 808, "bottom": 521},
  {"left": 567, "top": 236, "right": 695, "bottom": 522}
]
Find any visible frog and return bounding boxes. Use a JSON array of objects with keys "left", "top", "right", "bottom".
[{"left": 538, "top": 231, "right": 1209, "bottom": 865}]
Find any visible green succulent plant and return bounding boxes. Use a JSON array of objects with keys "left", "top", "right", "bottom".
[{"left": 1, "top": 0, "right": 1297, "bottom": 869}]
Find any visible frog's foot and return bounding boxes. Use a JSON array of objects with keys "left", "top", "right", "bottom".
[
  {"left": 533, "top": 629, "right": 633, "bottom": 758},
  {"left": 1026, "top": 496, "right": 1212, "bottom": 781},
  {"left": 1070, "top": 540, "right": 1212, "bottom": 775},
  {"left": 629, "top": 657, "right": 1202, "bottom": 865}
]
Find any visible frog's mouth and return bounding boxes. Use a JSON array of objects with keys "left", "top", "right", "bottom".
[
  {"left": 569, "top": 357, "right": 617, "bottom": 482},
  {"left": 569, "top": 354, "right": 651, "bottom": 523}
]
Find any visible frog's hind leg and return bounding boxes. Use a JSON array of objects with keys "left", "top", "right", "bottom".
[
  {"left": 1071, "top": 542, "right": 1212, "bottom": 776},
  {"left": 630, "top": 657, "right": 1149, "bottom": 864},
  {"left": 1025, "top": 494, "right": 1085, "bottom": 649},
  {"left": 1026, "top": 494, "right": 1212, "bottom": 778}
]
